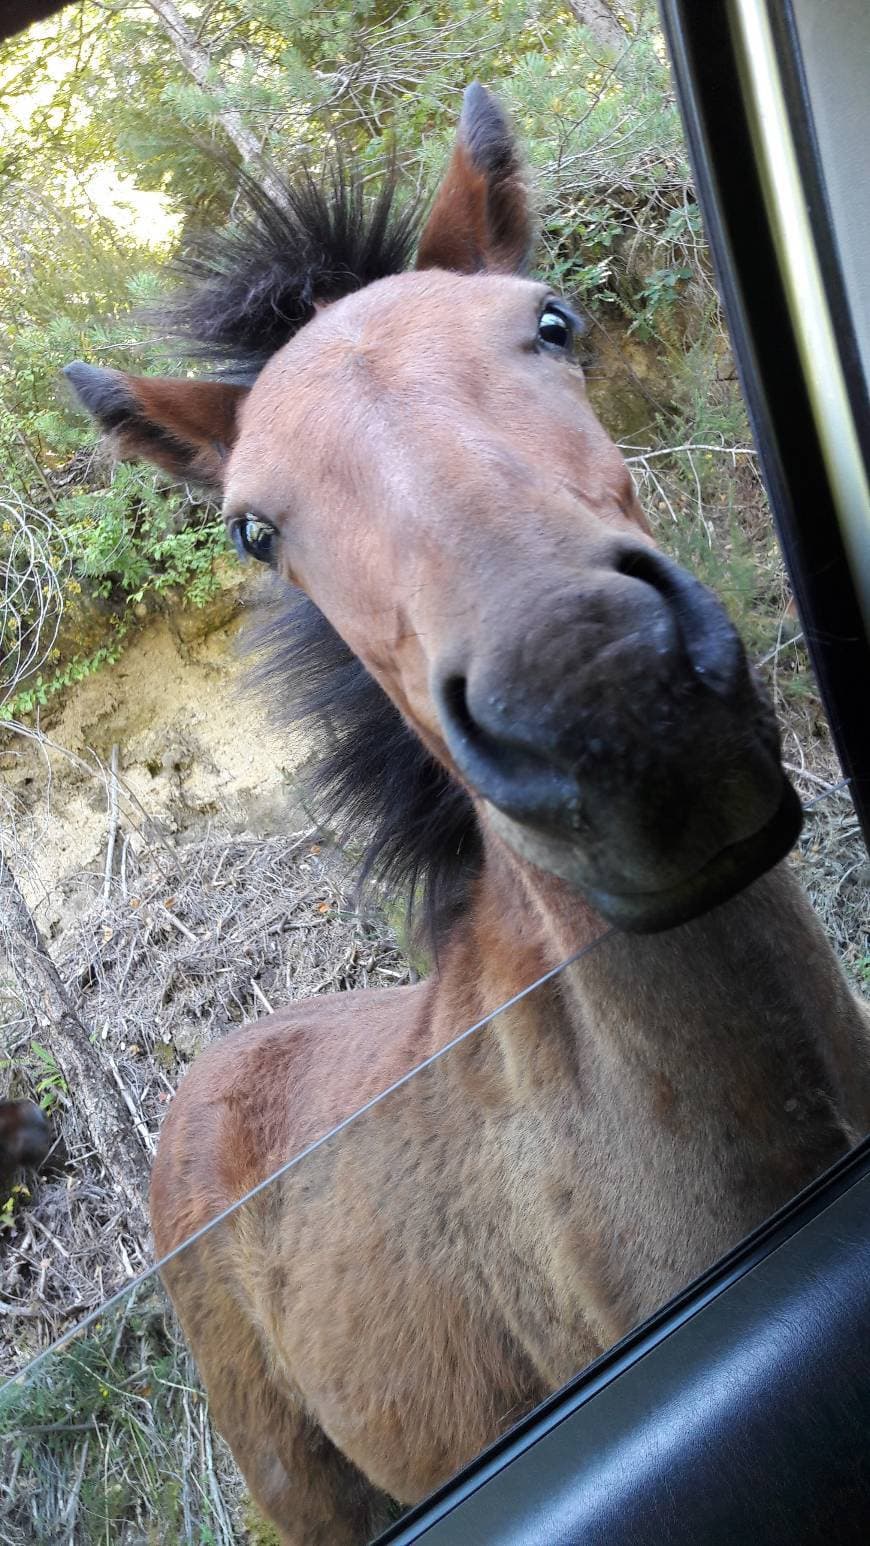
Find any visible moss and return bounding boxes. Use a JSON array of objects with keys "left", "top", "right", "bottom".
[
  {"left": 242, "top": 1499, "right": 283, "bottom": 1545},
  {"left": 381, "top": 896, "right": 432, "bottom": 981}
]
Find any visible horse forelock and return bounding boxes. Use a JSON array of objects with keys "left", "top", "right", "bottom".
[
  {"left": 157, "top": 160, "right": 422, "bottom": 381},
  {"left": 247, "top": 584, "right": 483, "bottom": 952}
]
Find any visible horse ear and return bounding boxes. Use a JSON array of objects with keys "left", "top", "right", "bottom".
[
  {"left": 64, "top": 363, "right": 247, "bottom": 488},
  {"left": 416, "top": 83, "right": 533, "bottom": 275}
]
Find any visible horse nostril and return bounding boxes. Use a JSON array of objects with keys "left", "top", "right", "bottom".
[
  {"left": 615, "top": 545, "right": 744, "bottom": 695},
  {"left": 436, "top": 668, "right": 578, "bottom": 823},
  {"left": 440, "top": 674, "right": 477, "bottom": 744},
  {"left": 438, "top": 669, "right": 501, "bottom": 779},
  {"left": 438, "top": 670, "right": 530, "bottom": 778}
]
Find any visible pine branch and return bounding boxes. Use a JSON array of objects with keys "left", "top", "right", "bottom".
[{"left": 144, "top": 0, "right": 288, "bottom": 207}]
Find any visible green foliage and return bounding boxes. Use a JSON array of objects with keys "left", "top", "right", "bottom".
[
  {"left": 0, "top": 1289, "right": 231, "bottom": 1543},
  {"left": 1, "top": 633, "right": 127, "bottom": 721},
  {"left": 28, "top": 1041, "right": 69, "bottom": 1114},
  {"left": 382, "top": 896, "right": 432, "bottom": 981},
  {"left": 664, "top": 514, "right": 771, "bottom": 655},
  {"left": 61, "top": 466, "right": 226, "bottom": 607},
  {"left": 628, "top": 264, "right": 695, "bottom": 338},
  {"left": 0, "top": 1182, "right": 32, "bottom": 1235},
  {"left": 242, "top": 1504, "right": 284, "bottom": 1546},
  {"left": 0, "top": 232, "right": 227, "bottom": 710}
]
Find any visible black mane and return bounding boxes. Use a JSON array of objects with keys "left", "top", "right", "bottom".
[
  {"left": 165, "top": 162, "right": 482, "bottom": 944},
  {"left": 249, "top": 588, "right": 482, "bottom": 949},
  {"left": 162, "top": 161, "right": 423, "bottom": 380}
]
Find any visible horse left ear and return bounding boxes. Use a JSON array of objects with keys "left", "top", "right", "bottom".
[
  {"left": 64, "top": 363, "right": 247, "bottom": 488},
  {"left": 416, "top": 83, "right": 533, "bottom": 275}
]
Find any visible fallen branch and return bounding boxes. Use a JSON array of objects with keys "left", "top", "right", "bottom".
[
  {"left": 106, "top": 1050, "right": 156, "bottom": 1156},
  {"left": 103, "top": 743, "right": 120, "bottom": 904},
  {"left": 250, "top": 979, "right": 274, "bottom": 1016},
  {"left": 0, "top": 856, "right": 149, "bottom": 1227}
]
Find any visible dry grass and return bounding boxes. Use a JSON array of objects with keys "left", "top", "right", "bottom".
[
  {"left": 1, "top": 827, "right": 410, "bottom": 1379},
  {"left": 0, "top": 492, "right": 68, "bottom": 715}
]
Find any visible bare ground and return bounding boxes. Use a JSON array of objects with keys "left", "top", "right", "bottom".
[{"left": 2, "top": 596, "right": 306, "bottom": 942}]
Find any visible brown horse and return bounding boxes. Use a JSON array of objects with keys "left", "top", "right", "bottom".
[{"left": 66, "top": 87, "right": 870, "bottom": 1546}]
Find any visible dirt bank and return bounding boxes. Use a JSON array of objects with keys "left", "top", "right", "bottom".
[{"left": 1, "top": 590, "right": 310, "bottom": 940}]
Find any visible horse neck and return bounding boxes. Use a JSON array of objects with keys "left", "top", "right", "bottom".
[
  {"left": 430, "top": 834, "right": 870, "bottom": 1333},
  {"left": 444, "top": 827, "right": 868, "bottom": 1101}
]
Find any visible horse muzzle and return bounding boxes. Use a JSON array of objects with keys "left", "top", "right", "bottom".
[{"left": 433, "top": 544, "right": 803, "bottom": 932}]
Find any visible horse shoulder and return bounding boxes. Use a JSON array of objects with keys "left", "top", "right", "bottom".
[{"left": 150, "top": 981, "right": 431, "bottom": 1257}]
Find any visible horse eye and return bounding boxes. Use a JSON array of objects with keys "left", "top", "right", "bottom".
[
  {"left": 231, "top": 515, "right": 277, "bottom": 563},
  {"left": 537, "top": 307, "right": 573, "bottom": 351}
]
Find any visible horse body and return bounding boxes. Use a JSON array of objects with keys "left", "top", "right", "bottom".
[
  {"left": 150, "top": 853, "right": 870, "bottom": 1540},
  {"left": 67, "top": 85, "right": 870, "bottom": 1545}
]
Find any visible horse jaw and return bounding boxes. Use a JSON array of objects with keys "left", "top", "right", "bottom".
[{"left": 482, "top": 774, "right": 803, "bottom": 933}]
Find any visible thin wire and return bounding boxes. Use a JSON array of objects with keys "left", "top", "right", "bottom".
[
  {"left": 802, "top": 776, "right": 852, "bottom": 810},
  {"left": 0, "top": 926, "right": 613, "bottom": 1401}
]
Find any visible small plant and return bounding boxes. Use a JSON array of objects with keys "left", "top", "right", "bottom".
[
  {"left": 628, "top": 263, "right": 695, "bottom": 338},
  {"left": 0, "top": 460, "right": 229, "bottom": 717},
  {"left": 29, "top": 1041, "right": 69, "bottom": 1114},
  {"left": 0, "top": 1183, "right": 31, "bottom": 1234},
  {"left": 60, "top": 464, "right": 227, "bottom": 610},
  {"left": 0, "top": 629, "right": 129, "bottom": 721}
]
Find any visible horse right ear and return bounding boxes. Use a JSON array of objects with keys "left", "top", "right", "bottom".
[
  {"left": 416, "top": 83, "right": 533, "bottom": 275},
  {"left": 64, "top": 363, "right": 247, "bottom": 489}
]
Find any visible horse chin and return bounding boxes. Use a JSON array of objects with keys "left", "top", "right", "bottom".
[{"left": 486, "top": 776, "right": 804, "bottom": 934}]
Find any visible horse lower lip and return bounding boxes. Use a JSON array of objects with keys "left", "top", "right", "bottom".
[{"left": 585, "top": 778, "right": 804, "bottom": 933}]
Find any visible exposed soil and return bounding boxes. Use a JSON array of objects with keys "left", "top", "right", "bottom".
[{"left": 2, "top": 587, "right": 310, "bottom": 942}]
